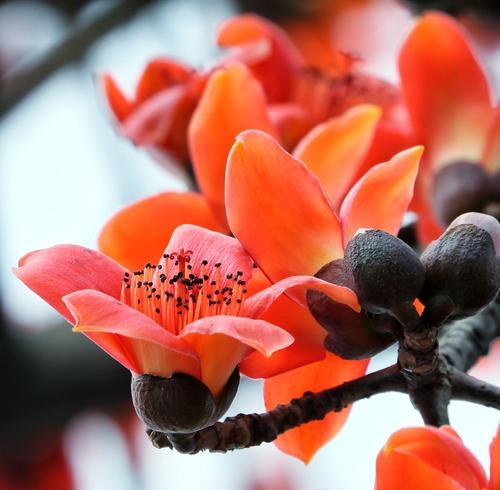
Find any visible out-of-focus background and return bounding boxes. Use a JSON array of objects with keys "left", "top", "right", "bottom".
[{"left": 1, "top": 0, "right": 499, "bottom": 488}]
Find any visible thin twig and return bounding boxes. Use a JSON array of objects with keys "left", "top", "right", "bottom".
[
  {"left": 451, "top": 368, "right": 500, "bottom": 410},
  {"left": 1, "top": 0, "right": 156, "bottom": 116}
]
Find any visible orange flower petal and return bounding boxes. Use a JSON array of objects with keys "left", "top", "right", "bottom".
[
  {"left": 264, "top": 353, "right": 369, "bottom": 463},
  {"left": 98, "top": 74, "right": 133, "bottom": 122},
  {"left": 217, "top": 14, "right": 303, "bottom": 102},
  {"left": 188, "top": 62, "right": 277, "bottom": 225},
  {"left": 243, "top": 274, "right": 359, "bottom": 318},
  {"left": 378, "top": 426, "right": 488, "bottom": 490},
  {"left": 64, "top": 289, "right": 200, "bottom": 379},
  {"left": 268, "top": 103, "right": 312, "bottom": 151},
  {"left": 180, "top": 315, "right": 293, "bottom": 395},
  {"left": 354, "top": 118, "right": 417, "bottom": 184},
  {"left": 490, "top": 427, "right": 500, "bottom": 490},
  {"left": 399, "top": 12, "right": 493, "bottom": 169},
  {"left": 376, "top": 446, "right": 460, "bottom": 490},
  {"left": 98, "top": 192, "right": 226, "bottom": 271},
  {"left": 240, "top": 270, "right": 326, "bottom": 378},
  {"left": 226, "top": 130, "right": 343, "bottom": 281},
  {"left": 293, "top": 104, "right": 381, "bottom": 209},
  {"left": 484, "top": 107, "right": 500, "bottom": 172},
  {"left": 340, "top": 146, "right": 422, "bottom": 246}
]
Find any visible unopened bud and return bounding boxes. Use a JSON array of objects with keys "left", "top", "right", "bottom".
[
  {"left": 432, "top": 161, "right": 494, "bottom": 226},
  {"left": 420, "top": 222, "right": 499, "bottom": 319},
  {"left": 131, "top": 369, "right": 239, "bottom": 433},
  {"left": 307, "top": 259, "right": 398, "bottom": 359},
  {"left": 344, "top": 229, "right": 425, "bottom": 326}
]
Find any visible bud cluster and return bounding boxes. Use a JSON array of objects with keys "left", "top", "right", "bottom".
[{"left": 308, "top": 213, "right": 500, "bottom": 359}]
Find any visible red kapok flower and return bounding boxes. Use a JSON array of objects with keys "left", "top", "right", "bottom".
[
  {"left": 224, "top": 129, "right": 423, "bottom": 462},
  {"left": 100, "top": 58, "right": 204, "bottom": 165},
  {"left": 399, "top": 12, "right": 499, "bottom": 245},
  {"left": 99, "top": 62, "right": 387, "bottom": 271},
  {"left": 14, "top": 224, "right": 359, "bottom": 401},
  {"left": 375, "top": 425, "right": 499, "bottom": 490}
]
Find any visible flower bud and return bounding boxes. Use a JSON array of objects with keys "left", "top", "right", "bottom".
[
  {"left": 432, "top": 161, "right": 495, "bottom": 226},
  {"left": 420, "top": 223, "right": 499, "bottom": 319},
  {"left": 131, "top": 369, "right": 239, "bottom": 433},
  {"left": 307, "top": 259, "right": 397, "bottom": 359},
  {"left": 344, "top": 229, "right": 425, "bottom": 326}
]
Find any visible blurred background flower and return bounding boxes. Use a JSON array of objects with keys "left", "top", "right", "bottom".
[{"left": 1, "top": 0, "right": 498, "bottom": 489}]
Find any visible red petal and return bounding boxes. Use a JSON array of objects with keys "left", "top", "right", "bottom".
[
  {"left": 14, "top": 244, "right": 126, "bottom": 323},
  {"left": 377, "top": 426, "right": 488, "bottom": 490},
  {"left": 164, "top": 224, "right": 254, "bottom": 284},
  {"left": 217, "top": 14, "right": 303, "bottom": 102},
  {"left": 243, "top": 275, "right": 360, "bottom": 318},
  {"left": 135, "top": 58, "right": 193, "bottom": 103},
  {"left": 268, "top": 103, "right": 312, "bottom": 151},
  {"left": 340, "top": 146, "right": 422, "bottom": 246},
  {"left": 64, "top": 289, "right": 200, "bottom": 378},
  {"left": 98, "top": 192, "right": 226, "bottom": 272},
  {"left": 180, "top": 315, "right": 293, "bottom": 395},
  {"left": 98, "top": 74, "right": 133, "bottom": 122},
  {"left": 188, "top": 62, "right": 276, "bottom": 225},
  {"left": 293, "top": 104, "right": 381, "bottom": 209},
  {"left": 240, "top": 270, "right": 327, "bottom": 378},
  {"left": 399, "top": 12, "right": 493, "bottom": 169},
  {"left": 226, "top": 130, "right": 343, "bottom": 282},
  {"left": 264, "top": 353, "right": 368, "bottom": 463}
]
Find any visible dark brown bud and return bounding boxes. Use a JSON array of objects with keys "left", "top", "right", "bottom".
[
  {"left": 307, "top": 259, "right": 396, "bottom": 359},
  {"left": 432, "top": 161, "right": 497, "bottom": 226},
  {"left": 344, "top": 229, "right": 425, "bottom": 326},
  {"left": 420, "top": 223, "right": 499, "bottom": 320},
  {"left": 131, "top": 369, "right": 239, "bottom": 433}
]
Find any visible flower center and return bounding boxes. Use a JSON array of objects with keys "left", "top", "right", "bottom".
[
  {"left": 292, "top": 68, "right": 398, "bottom": 123},
  {"left": 120, "top": 250, "right": 249, "bottom": 334}
]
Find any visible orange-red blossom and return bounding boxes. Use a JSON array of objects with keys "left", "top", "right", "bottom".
[
  {"left": 14, "top": 224, "right": 361, "bottom": 399},
  {"left": 376, "top": 425, "right": 499, "bottom": 490}
]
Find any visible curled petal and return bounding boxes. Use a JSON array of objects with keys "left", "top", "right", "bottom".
[
  {"left": 64, "top": 290, "right": 200, "bottom": 378},
  {"left": 180, "top": 315, "right": 294, "bottom": 395},
  {"left": 399, "top": 12, "right": 493, "bottom": 168},
  {"left": 226, "top": 130, "right": 343, "bottom": 281},
  {"left": 293, "top": 104, "right": 382, "bottom": 209},
  {"left": 240, "top": 270, "right": 326, "bottom": 378},
  {"left": 14, "top": 244, "right": 126, "bottom": 323},
  {"left": 98, "top": 192, "right": 225, "bottom": 271},
  {"left": 163, "top": 224, "right": 254, "bottom": 284},
  {"left": 217, "top": 14, "right": 303, "bottom": 102},
  {"left": 340, "top": 146, "right": 422, "bottom": 246},
  {"left": 377, "top": 426, "right": 488, "bottom": 490},
  {"left": 189, "top": 62, "right": 276, "bottom": 225},
  {"left": 264, "top": 353, "right": 369, "bottom": 463},
  {"left": 243, "top": 274, "right": 360, "bottom": 318}
]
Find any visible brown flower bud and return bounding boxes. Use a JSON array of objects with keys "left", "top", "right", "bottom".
[
  {"left": 420, "top": 223, "right": 499, "bottom": 319},
  {"left": 131, "top": 369, "right": 239, "bottom": 433},
  {"left": 432, "top": 161, "right": 495, "bottom": 226},
  {"left": 344, "top": 229, "right": 425, "bottom": 326},
  {"left": 307, "top": 259, "right": 396, "bottom": 359}
]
